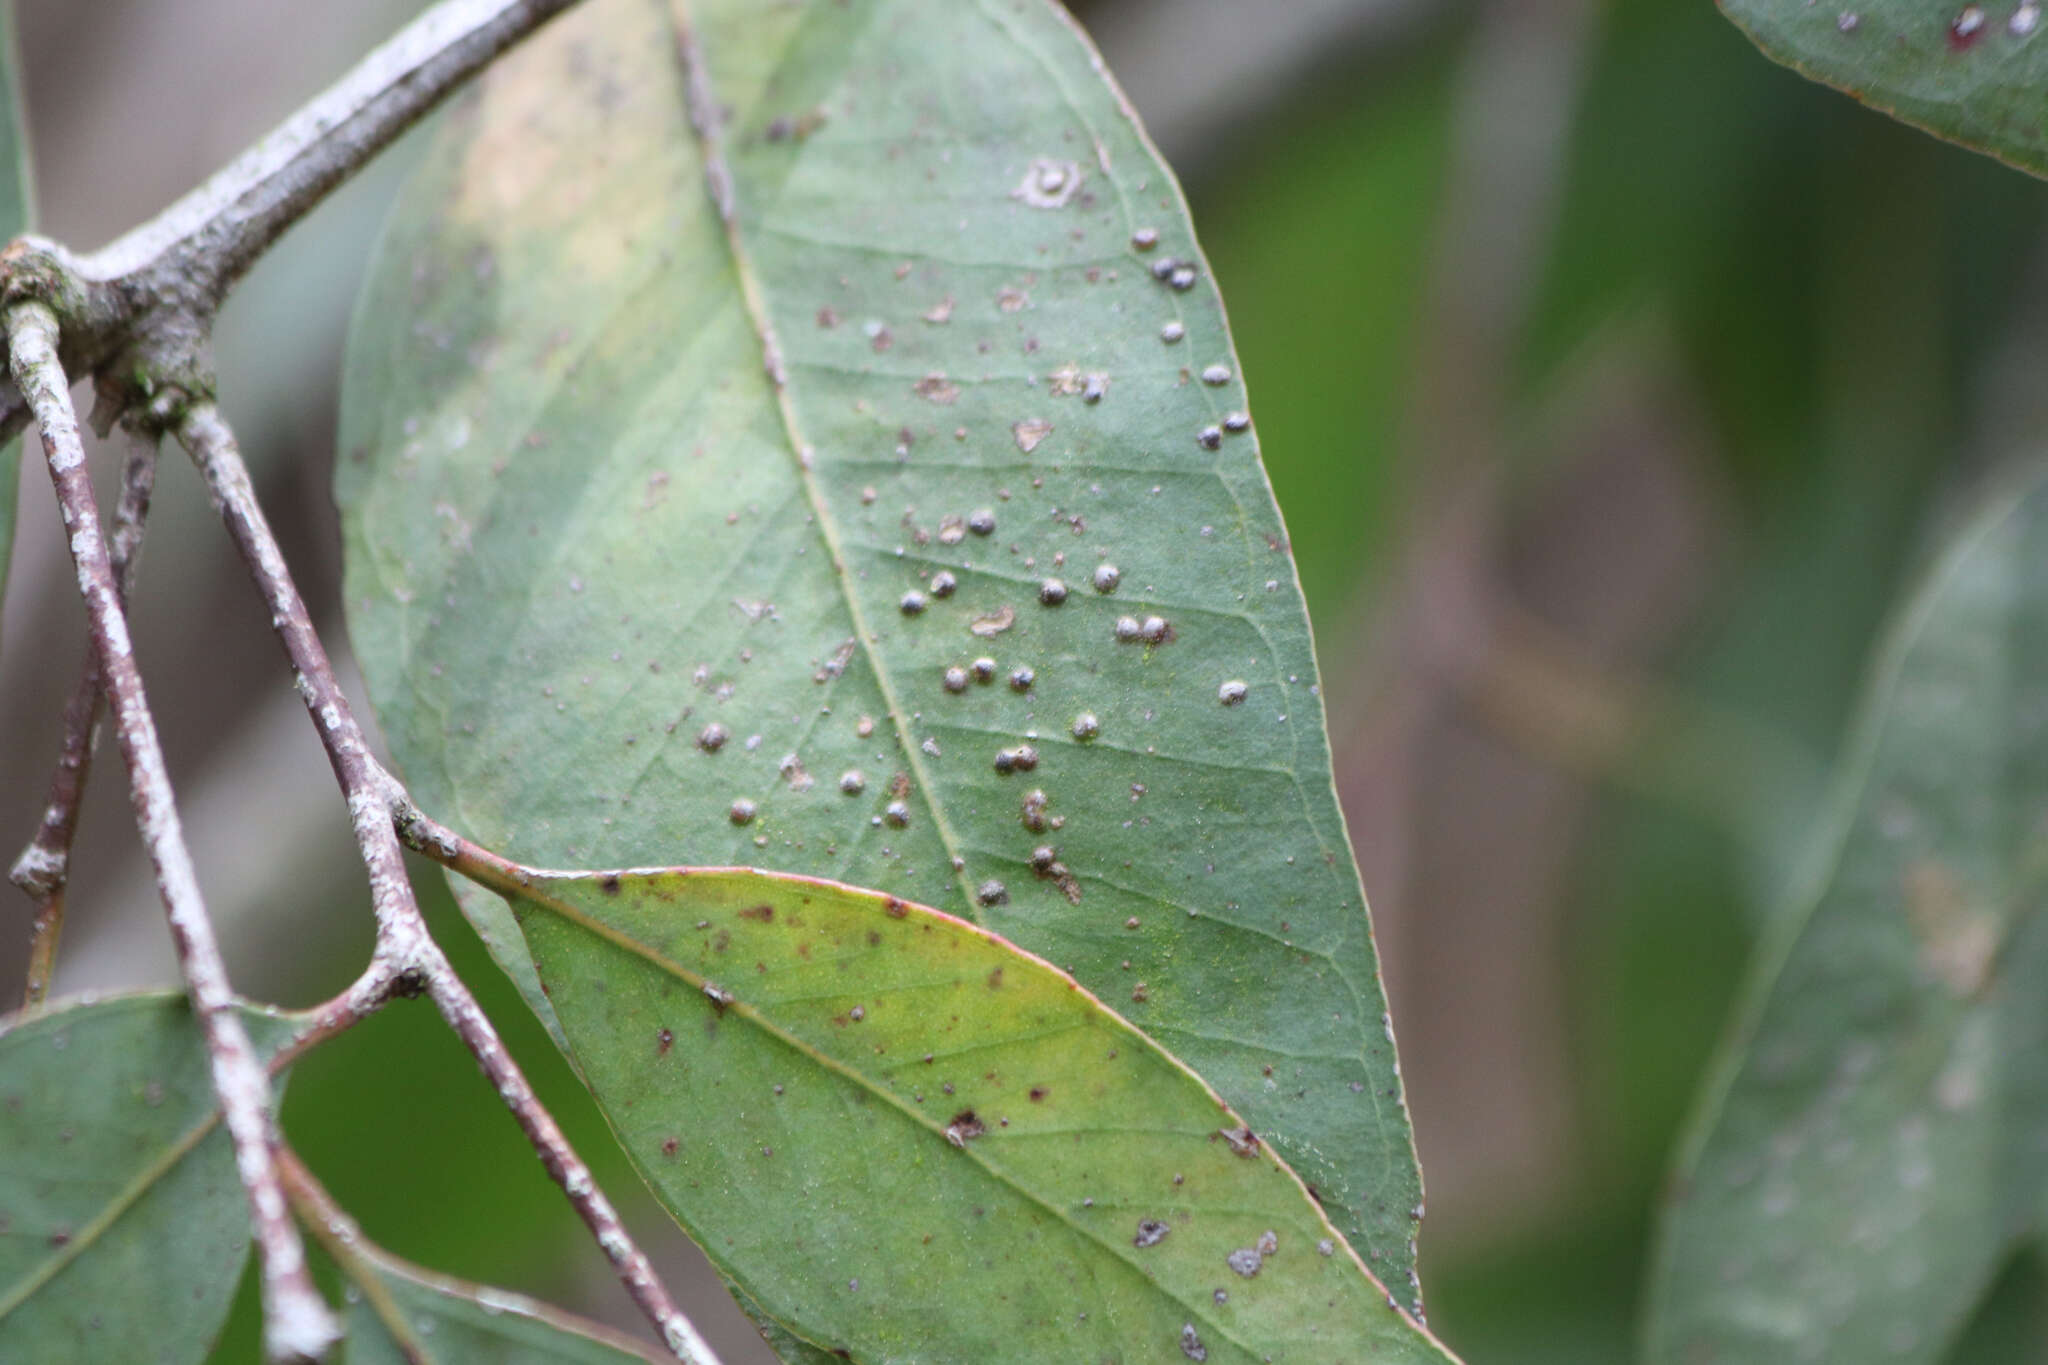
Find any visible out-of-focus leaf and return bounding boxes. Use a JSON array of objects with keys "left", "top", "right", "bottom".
[
  {"left": 338, "top": 0, "right": 1424, "bottom": 1300},
  {"left": 1646, "top": 468, "right": 2048, "bottom": 1363},
  {"left": 0, "top": 992, "right": 294, "bottom": 1365},
  {"left": 1719, "top": 0, "right": 2048, "bottom": 180},
  {"left": 0, "top": 0, "right": 34, "bottom": 645},
  {"left": 333, "top": 1234, "right": 661, "bottom": 1364},
  {"left": 458, "top": 858, "right": 1455, "bottom": 1362}
]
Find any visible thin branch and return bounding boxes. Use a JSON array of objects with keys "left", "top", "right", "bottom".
[
  {"left": 175, "top": 402, "right": 722, "bottom": 1365},
  {"left": 13, "top": 440, "right": 158, "bottom": 1011},
  {"left": 80, "top": 0, "right": 580, "bottom": 305},
  {"left": 6, "top": 303, "right": 338, "bottom": 1364}
]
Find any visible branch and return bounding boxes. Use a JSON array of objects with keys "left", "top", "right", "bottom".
[
  {"left": 176, "top": 403, "right": 722, "bottom": 1365},
  {"left": 12, "top": 440, "right": 157, "bottom": 1010},
  {"left": 5, "top": 304, "right": 338, "bottom": 1363},
  {"left": 83, "top": 0, "right": 579, "bottom": 304},
  {"left": 0, "top": 0, "right": 582, "bottom": 438}
]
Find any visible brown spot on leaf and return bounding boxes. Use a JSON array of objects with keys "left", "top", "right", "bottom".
[
  {"left": 1905, "top": 859, "right": 2000, "bottom": 996},
  {"left": 1217, "top": 1125, "right": 1260, "bottom": 1157},
  {"left": 740, "top": 904, "right": 774, "bottom": 923}
]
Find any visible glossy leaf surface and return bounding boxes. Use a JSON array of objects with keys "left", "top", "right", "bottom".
[
  {"left": 338, "top": 0, "right": 1421, "bottom": 1298},
  {"left": 1720, "top": 0, "right": 2048, "bottom": 178},
  {"left": 0, "top": 993, "right": 293, "bottom": 1365},
  {"left": 470, "top": 859, "right": 1453, "bottom": 1362},
  {"left": 1646, "top": 469, "right": 2048, "bottom": 1362}
]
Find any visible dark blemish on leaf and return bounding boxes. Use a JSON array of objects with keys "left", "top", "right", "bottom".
[
  {"left": 884, "top": 897, "right": 910, "bottom": 919},
  {"left": 601, "top": 874, "right": 621, "bottom": 895},
  {"left": 657, "top": 1028, "right": 674, "bottom": 1056},
  {"left": 850, "top": 1005, "right": 866, "bottom": 1022},
  {"left": 987, "top": 966, "right": 1006, "bottom": 988},
  {"left": 662, "top": 1137, "right": 679, "bottom": 1157},
  {"left": 740, "top": 904, "right": 773, "bottom": 923},
  {"left": 1134, "top": 1219, "right": 1170, "bottom": 1248},
  {"left": 712, "top": 929, "right": 730, "bottom": 953},
  {"left": 866, "top": 930, "right": 881, "bottom": 946},
  {"left": 1950, "top": 4, "right": 1986, "bottom": 47},
  {"left": 703, "top": 983, "right": 734, "bottom": 1014},
  {"left": 945, "top": 1111, "right": 985, "bottom": 1146},
  {"left": 1028, "top": 1086, "right": 1048, "bottom": 1102},
  {"left": 913, "top": 372, "right": 960, "bottom": 404},
  {"left": 1218, "top": 1125, "right": 1259, "bottom": 1157},
  {"left": 1131, "top": 982, "right": 1149, "bottom": 1003}
]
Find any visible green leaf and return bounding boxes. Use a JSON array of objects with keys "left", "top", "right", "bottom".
[
  {"left": 0, "top": 992, "right": 295, "bottom": 1365},
  {"left": 337, "top": 0, "right": 1423, "bottom": 1301},
  {"left": 331, "top": 1234, "right": 661, "bottom": 1364},
  {"left": 461, "top": 859, "right": 1454, "bottom": 1362},
  {"left": 1645, "top": 467, "right": 2048, "bottom": 1363},
  {"left": 1719, "top": 0, "right": 2048, "bottom": 179},
  {"left": 0, "top": 0, "right": 35, "bottom": 645}
]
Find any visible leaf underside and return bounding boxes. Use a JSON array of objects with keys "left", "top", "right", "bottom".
[
  {"left": 0, "top": 993, "right": 294, "bottom": 1365},
  {"left": 481, "top": 861, "right": 1452, "bottom": 1362},
  {"left": 338, "top": 0, "right": 1423, "bottom": 1309},
  {"left": 1720, "top": 0, "right": 2048, "bottom": 179},
  {"left": 1646, "top": 467, "right": 2048, "bottom": 1363}
]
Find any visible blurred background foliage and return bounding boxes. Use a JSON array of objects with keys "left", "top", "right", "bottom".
[{"left": 4, "top": 0, "right": 2046, "bottom": 1359}]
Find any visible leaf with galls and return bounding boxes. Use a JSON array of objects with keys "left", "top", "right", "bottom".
[{"left": 337, "top": 0, "right": 1426, "bottom": 1314}]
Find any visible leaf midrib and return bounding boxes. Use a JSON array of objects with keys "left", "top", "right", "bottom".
[
  {"left": 521, "top": 873, "right": 1325, "bottom": 1364},
  {"left": 0, "top": 1099, "right": 222, "bottom": 1321},
  {"left": 662, "top": 0, "right": 985, "bottom": 921}
]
